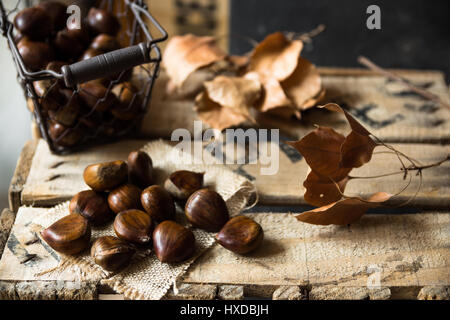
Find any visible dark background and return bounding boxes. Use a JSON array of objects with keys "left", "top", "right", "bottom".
[{"left": 229, "top": 0, "right": 450, "bottom": 78}]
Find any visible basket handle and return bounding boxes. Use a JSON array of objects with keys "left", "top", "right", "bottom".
[{"left": 61, "top": 42, "right": 152, "bottom": 87}]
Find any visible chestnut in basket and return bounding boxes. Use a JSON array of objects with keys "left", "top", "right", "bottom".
[
  {"left": 41, "top": 213, "right": 91, "bottom": 255},
  {"left": 83, "top": 160, "right": 128, "bottom": 192},
  {"left": 54, "top": 29, "right": 86, "bottom": 60},
  {"left": 114, "top": 209, "right": 153, "bottom": 246},
  {"left": 69, "top": 190, "right": 113, "bottom": 226},
  {"left": 108, "top": 184, "right": 143, "bottom": 214},
  {"left": 17, "top": 38, "right": 54, "bottom": 71},
  {"left": 47, "top": 89, "right": 81, "bottom": 127},
  {"left": 164, "top": 171, "right": 204, "bottom": 201},
  {"left": 216, "top": 216, "right": 264, "bottom": 255},
  {"left": 81, "top": 48, "right": 102, "bottom": 61},
  {"left": 185, "top": 189, "right": 229, "bottom": 232},
  {"left": 90, "top": 34, "right": 120, "bottom": 53},
  {"left": 127, "top": 151, "right": 154, "bottom": 189},
  {"left": 91, "top": 236, "right": 135, "bottom": 272},
  {"left": 141, "top": 185, "right": 175, "bottom": 222},
  {"left": 110, "top": 83, "right": 142, "bottom": 121},
  {"left": 37, "top": 1, "right": 68, "bottom": 32},
  {"left": 47, "top": 120, "right": 83, "bottom": 147},
  {"left": 14, "top": 7, "right": 52, "bottom": 40},
  {"left": 153, "top": 221, "right": 196, "bottom": 263},
  {"left": 87, "top": 8, "right": 120, "bottom": 36},
  {"left": 79, "top": 82, "right": 118, "bottom": 112}
]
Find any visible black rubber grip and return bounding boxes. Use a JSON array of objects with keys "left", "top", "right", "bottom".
[{"left": 62, "top": 43, "right": 150, "bottom": 87}]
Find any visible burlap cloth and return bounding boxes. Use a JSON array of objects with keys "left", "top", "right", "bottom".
[{"left": 31, "top": 140, "right": 256, "bottom": 300}]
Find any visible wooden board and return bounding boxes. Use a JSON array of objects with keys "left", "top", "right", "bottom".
[
  {"left": 141, "top": 68, "right": 450, "bottom": 143},
  {"left": 19, "top": 139, "right": 450, "bottom": 208},
  {"left": 0, "top": 207, "right": 448, "bottom": 299}
]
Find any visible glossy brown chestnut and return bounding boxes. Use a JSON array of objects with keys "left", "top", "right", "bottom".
[
  {"left": 110, "top": 83, "right": 142, "bottom": 121},
  {"left": 37, "top": 1, "right": 68, "bottom": 31},
  {"left": 17, "top": 38, "right": 54, "bottom": 71},
  {"left": 79, "top": 82, "right": 118, "bottom": 112},
  {"left": 108, "top": 184, "right": 142, "bottom": 214},
  {"left": 14, "top": 7, "right": 52, "bottom": 40},
  {"left": 83, "top": 160, "right": 128, "bottom": 192},
  {"left": 47, "top": 89, "right": 81, "bottom": 127},
  {"left": 41, "top": 213, "right": 91, "bottom": 255},
  {"left": 113, "top": 209, "right": 153, "bottom": 245},
  {"left": 87, "top": 8, "right": 120, "bottom": 36},
  {"left": 141, "top": 185, "right": 175, "bottom": 222},
  {"left": 47, "top": 120, "right": 82, "bottom": 147},
  {"left": 164, "top": 170, "right": 204, "bottom": 201},
  {"left": 90, "top": 34, "right": 120, "bottom": 52},
  {"left": 81, "top": 48, "right": 102, "bottom": 61},
  {"left": 153, "top": 221, "right": 196, "bottom": 263},
  {"left": 69, "top": 190, "right": 113, "bottom": 226},
  {"left": 127, "top": 150, "right": 153, "bottom": 189},
  {"left": 185, "top": 189, "right": 229, "bottom": 232},
  {"left": 216, "top": 216, "right": 264, "bottom": 254},
  {"left": 91, "top": 236, "right": 135, "bottom": 271},
  {"left": 54, "top": 28, "right": 86, "bottom": 60}
]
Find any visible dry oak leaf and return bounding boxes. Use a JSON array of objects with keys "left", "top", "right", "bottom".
[
  {"left": 296, "top": 192, "right": 392, "bottom": 226},
  {"left": 304, "top": 171, "right": 349, "bottom": 207},
  {"left": 320, "top": 103, "right": 377, "bottom": 168},
  {"left": 287, "top": 126, "right": 352, "bottom": 181},
  {"left": 249, "top": 32, "right": 304, "bottom": 81},
  {"left": 195, "top": 76, "right": 261, "bottom": 131},
  {"left": 163, "top": 34, "right": 227, "bottom": 88}
]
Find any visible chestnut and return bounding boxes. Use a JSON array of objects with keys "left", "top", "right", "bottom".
[
  {"left": 153, "top": 220, "right": 196, "bottom": 263},
  {"left": 14, "top": 7, "right": 52, "bottom": 40},
  {"left": 185, "top": 189, "right": 229, "bottom": 232},
  {"left": 37, "top": 1, "right": 68, "bottom": 32},
  {"left": 108, "top": 184, "right": 142, "bottom": 214},
  {"left": 91, "top": 236, "right": 135, "bottom": 272},
  {"left": 79, "top": 82, "right": 118, "bottom": 112},
  {"left": 216, "top": 216, "right": 264, "bottom": 254},
  {"left": 17, "top": 38, "right": 54, "bottom": 71},
  {"left": 81, "top": 48, "right": 102, "bottom": 61},
  {"left": 41, "top": 213, "right": 91, "bottom": 255},
  {"left": 47, "top": 119, "right": 82, "bottom": 147},
  {"left": 90, "top": 34, "right": 120, "bottom": 52},
  {"left": 141, "top": 185, "right": 175, "bottom": 222},
  {"left": 48, "top": 89, "right": 81, "bottom": 127},
  {"left": 83, "top": 160, "right": 128, "bottom": 192},
  {"left": 54, "top": 29, "right": 86, "bottom": 60},
  {"left": 114, "top": 209, "right": 153, "bottom": 246},
  {"left": 164, "top": 170, "right": 204, "bottom": 201},
  {"left": 69, "top": 190, "right": 113, "bottom": 226},
  {"left": 127, "top": 150, "right": 153, "bottom": 189},
  {"left": 110, "top": 83, "right": 142, "bottom": 120},
  {"left": 87, "top": 8, "right": 120, "bottom": 36}
]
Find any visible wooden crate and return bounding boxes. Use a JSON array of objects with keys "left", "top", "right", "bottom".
[{"left": 1, "top": 67, "right": 449, "bottom": 300}]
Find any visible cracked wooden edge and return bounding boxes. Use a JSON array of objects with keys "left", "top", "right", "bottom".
[{"left": 8, "top": 140, "right": 38, "bottom": 213}]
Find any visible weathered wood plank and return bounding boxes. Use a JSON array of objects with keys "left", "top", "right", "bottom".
[
  {"left": 142, "top": 68, "right": 450, "bottom": 143},
  {"left": 20, "top": 139, "right": 450, "bottom": 207},
  {"left": 0, "top": 209, "right": 15, "bottom": 257},
  {"left": 2, "top": 208, "right": 448, "bottom": 293},
  {"left": 8, "top": 140, "right": 38, "bottom": 212}
]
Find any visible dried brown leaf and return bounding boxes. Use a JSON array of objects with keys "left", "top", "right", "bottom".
[
  {"left": 296, "top": 192, "right": 392, "bottom": 225},
  {"left": 340, "top": 130, "right": 377, "bottom": 168},
  {"left": 282, "top": 57, "right": 323, "bottom": 110},
  {"left": 287, "top": 126, "right": 351, "bottom": 181},
  {"left": 249, "top": 32, "right": 303, "bottom": 81},
  {"left": 320, "top": 103, "right": 371, "bottom": 136},
  {"left": 304, "top": 171, "right": 349, "bottom": 207},
  {"left": 163, "top": 34, "right": 227, "bottom": 87}
]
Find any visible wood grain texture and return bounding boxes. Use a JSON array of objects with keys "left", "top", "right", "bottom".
[
  {"left": 1, "top": 209, "right": 448, "bottom": 294},
  {"left": 0, "top": 209, "right": 15, "bottom": 257},
  {"left": 142, "top": 68, "right": 450, "bottom": 143},
  {"left": 8, "top": 140, "right": 38, "bottom": 212},
  {"left": 20, "top": 139, "right": 450, "bottom": 207}
]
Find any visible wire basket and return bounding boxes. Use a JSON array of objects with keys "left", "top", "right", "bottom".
[{"left": 0, "top": 0, "right": 167, "bottom": 154}]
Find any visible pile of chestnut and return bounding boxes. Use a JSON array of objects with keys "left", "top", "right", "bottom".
[
  {"left": 41, "top": 150, "right": 264, "bottom": 272},
  {"left": 14, "top": 2, "right": 140, "bottom": 147}
]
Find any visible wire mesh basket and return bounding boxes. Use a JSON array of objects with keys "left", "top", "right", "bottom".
[{"left": 0, "top": 0, "right": 167, "bottom": 154}]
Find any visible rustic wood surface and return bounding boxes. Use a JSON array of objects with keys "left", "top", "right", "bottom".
[
  {"left": 19, "top": 139, "right": 450, "bottom": 207},
  {"left": 142, "top": 68, "right": 450, "bottom": 143},
  {"left": 0, "top": 208, "right": 448, "bottom": 300}
]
